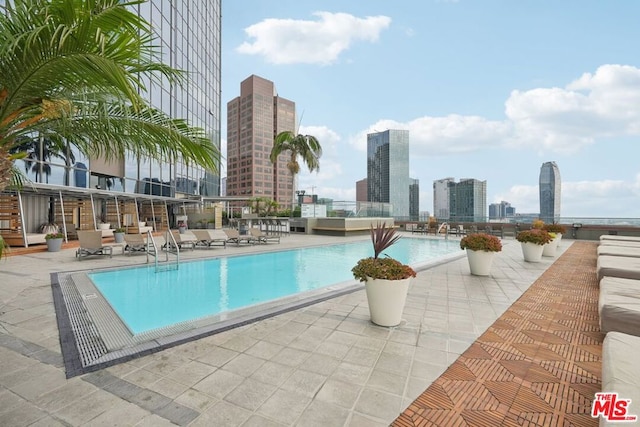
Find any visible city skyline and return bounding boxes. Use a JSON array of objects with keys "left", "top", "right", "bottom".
[{"left": 222, "top": 1, "right": 640, "bottom": 218}]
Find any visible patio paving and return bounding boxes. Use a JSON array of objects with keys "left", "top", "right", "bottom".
[{"left": 0, "top": 232, "right": 586, "bottom": 426}]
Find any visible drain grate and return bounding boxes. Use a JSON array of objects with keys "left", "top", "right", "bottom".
[{"left": 59, "top": 276, "right": 108, "bottom": 367}]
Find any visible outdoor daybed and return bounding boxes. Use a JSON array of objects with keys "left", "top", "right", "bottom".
[
  {"left": 600, "top": 235, "right": 640, "bottom": 243},
  {"left": 599, "top": 276, "right": 640, "bottom": 336},
  {"left": 596, "top": 255, "right": 640, "bottom": 281},
  {"left": 597, "top": 245, "right": 640, "bottom": 258},
  {"left": 601, "top": 332, "right": 640, "bottom": 426}
]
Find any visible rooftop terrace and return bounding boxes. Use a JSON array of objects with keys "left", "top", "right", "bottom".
[{"left": 0, "top": 233, "right": 600, "bottom": 426}]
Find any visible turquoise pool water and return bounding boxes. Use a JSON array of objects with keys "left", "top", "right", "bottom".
[{"left": 89, "top": 238, "right": 461, "bottom": 334}]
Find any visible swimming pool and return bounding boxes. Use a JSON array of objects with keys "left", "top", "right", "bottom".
[{"left": 89, "top": 237, "right": 461, "bottom": 335}]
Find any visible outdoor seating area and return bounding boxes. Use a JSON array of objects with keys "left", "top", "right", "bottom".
[{"left": 595, "top": 234, "right": 640, "bottom": 426}]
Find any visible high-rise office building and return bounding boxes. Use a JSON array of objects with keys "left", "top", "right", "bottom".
[
  {"left": 433, "top": 177, "right": 455, "bottom": 220},
  {"left": 355, "top": 178, "right": 368, "bottom": 202},
  {"left": 489, "top": 201, "right": 516, "bottom": 220},
  {"left": 539, "top": 161, "right": 561, "bottom": 223},
  {"left": 448, "top": 178, "right": 487, "bottom": 222},
  {"left": 367, "top": 129, "right": 410, "bottom": 218},
  {"left": 226, "top": 75, "right": 296, "bottom": 209},
  {"left": 409, "top": 178, "right": 420, "bottom": 221}
]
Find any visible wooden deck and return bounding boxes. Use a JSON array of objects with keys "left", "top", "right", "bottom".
[{"left": 394, "top": 241, "right": 602, "bottom": 426}]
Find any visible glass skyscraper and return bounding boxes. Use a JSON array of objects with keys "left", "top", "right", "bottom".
[
  {"left": 1, "top": 1, "right": 222, "bottom": 242},
  {"left": 367, "top": 129, "right": 410, "bottom": 219},
  {"left": 448, "top": 179, "right": 487, "bottom": 222},
  {"left": 539, "top": 161, "right": 561, "bottom": 223}
]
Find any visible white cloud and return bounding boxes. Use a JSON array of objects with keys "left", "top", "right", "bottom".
[
  {"left": 236, "top": 12, "right": 391, "bottom": 65},
  {"left": 346, "top": 64, "right": 640, "bottom": 157}
]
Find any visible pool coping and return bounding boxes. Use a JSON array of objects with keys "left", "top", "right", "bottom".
[{"left": 51, "top": 241, "right": 466, "bottom": 378}]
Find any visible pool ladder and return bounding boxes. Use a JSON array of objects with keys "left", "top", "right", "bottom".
[{"left": 146, "top": 230, "right": 180, "bottom": 272}]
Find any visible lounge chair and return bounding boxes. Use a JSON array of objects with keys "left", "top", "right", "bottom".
[
  {"left": 76, "top": 230, "right": 113, "bottom": 260},
  {"left": 191, "top": 229, "right": 227, "bottom": 248},
  {"left": 170, "top": 230, "right": 197, "bottom": 250},
  {"left": 123, "top": 233, "right": 148, "bottom": 255},
  {"left": 599, "top": 276, "right": 640, "bottom": 336},
  {"left": 597, "top": 245, "right": 640, "bottom": 258},
  {"left": 223, "top": 228, "right": 255, "bottom": 246},
  {"left": 602, "top": 332, "right": 640, "bottom": 425},
  {"left": 597, "top": 255, "right": 640, "bottom": 281},
  {"left": 249, "top": 227, "right": 280, "bottom": 244}
]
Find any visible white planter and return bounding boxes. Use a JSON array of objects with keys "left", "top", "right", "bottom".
[
  {"left": 114, "top": 232, "right": 125, "bottom": 243},
  {"left": 542, "top": 238, "right": 557, "bottom": 257},
  {"left": 365, "top": 277, "right": 411, "bottom": 327},
  {"left": 98, "top": 223, "right": 111, "bottom": 230},
  {"left": 465, "top": 249, "right": 496, "bottom": 276},
  {"left": 521, "top": 241, "right": 544, "bottom": 262}
]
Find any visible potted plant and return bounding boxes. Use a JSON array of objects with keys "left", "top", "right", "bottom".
[
  {"left": 98, "top": 213, "right": 110, "bottom": 230},
  {"left": 45, "top": 232, "right": 65, "bottom": 252},
  {"left": 113, "top": 227, "right": 126, "bottom": 243},
  {"left": 544, "top": 223, "right": 567, "bottom": 242},
  {"left": 459, "top": 233, "right": 502, "bottom": 276},
  {"left": 542, "top": 232, "right": 558, "bottom": 257},
  {"left": 352, "top": 222, "right": 417, "bottom": 327},
  {"left": 516, "top": 229, "right": 552, "bottom": 262}
]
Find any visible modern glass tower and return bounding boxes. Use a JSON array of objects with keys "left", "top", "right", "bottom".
[
  {"left": 367, "top": 129, "right": 410, "bottom": 219},
  {"left": 539, "top": 161, "right": 561, "bottom": 223},
  {"left": 448, "top": 179, "right": 487, "bottom": 222},
  {"left": 433, "top": 177, "right": 455, "bottom": 220}
]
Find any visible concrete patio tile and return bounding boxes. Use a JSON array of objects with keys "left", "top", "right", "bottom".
[
  {"left": 296, "top": 399, "right": 350, "bottom": 427},
  {"left": 249, "top": 360, "right": 295, "bottom": 386},
  {"left": 84, "top": 401, "right": 149, "bottom": 426},
  {"left": 354, "top": 387, "right": 404, "bottom": 422},
  {"left": 133, "top": 413, "right": 177, "bottom": 427},
  {"left": 256, "top": 388, "right": 311, "bottom": 424},
  {"left": 147, "top": 377, "right": 190, "bottom": 399},
  {"left": 270, "top": 347, "right": 311, "bottom": 367},
  {"left": 223, "top": 353, "right": 265, "bottom": 377},
  {"left": 220, "top": 334, "right": 259, "bottom": 353},
  {"left": 406, "top": 376, "right": 432, "bottom": 401},
  {"left": 165, "top": 360, "right": 217, "bottom": 387},
  {"left": 244, "top": 340, "right": 283, "bottom": 360},
  {"left": 299, "top": 352, "right": 341, "bottom": 376},
  {"left": 224, "top": 378, "right": 277, "bottom": 411},
  {"left": 280, "top": 369, "right": 327, "bottom": 397},
  {"left": 336, "top": 318, "right": 368, "bottom": 334},
  {"left": 193, "top": 369, "right": 244, "bottom": 400},
  {"left": 241, "top": 414, "right": 288, "bottom": 427},
  {"left": 32, "top": 379, "right": 97, "bottom": 412},
  {"left": 315, "top": 378, "right": 362, "bottom": 409},
  {"left": 343, "top": 346, "right": 381, "bottom": 367},
  {"left": 353, "top": 336, "right": 386, "bottom": 352},
  {"left": 123, "top": 368, "right": 164, "bottom": 388},
  {"left": 366, "top": 369, "right": 407, "bottom": 396},
  {"left": 0, "top": 401, "right": 48, "bottom": 427},
  {"left": 194, "top": 346, "right": 239, "bottom": 368},
  {"left": 410, "top": 359, "right": 449, "bottom": 382},
  {"left": 27, "top": 415, "right": 68, "bottom": 427},
  {"left": 0, "top": 364, "right": 67, "bottom": 401},
  {"left": 348, "top": 412, "right": 389, "bottom": 427},
  {"left": 330, "top": 362, "right": 371, "bottom": 386},
  {"left": 374, "top": 352, "right": 412, "bottom": 377},
  {"left": 314, "top": 340, "right": 350, "bottom": 359},
  {"left": 191, "top": 400, "right": 251, "bottom": 427},
  {"left": 174, "top": 388, "right": 218, "bottom": 412}
]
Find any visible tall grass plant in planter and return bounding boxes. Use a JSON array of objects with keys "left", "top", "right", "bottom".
[
  {"left": 352, "top": 223, "right": 416, "bottom": 327},
  {"left": 460, "top": 233, "right": 502, "bottom": 276},
  {"left": 516, "top": 229, "right": 552, "bottom": 262}
]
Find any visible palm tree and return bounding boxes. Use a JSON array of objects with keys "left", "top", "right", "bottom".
[
  {"left": 270, "top": 131, "right": 322, "bottom": 206},
  {"left": 0, "top": 0, "right": 220, "bottom": 193}
]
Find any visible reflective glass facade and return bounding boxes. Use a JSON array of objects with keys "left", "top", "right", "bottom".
[
  {"left": 448, "top": 179, "right": 487, "bottom": 222},
  {"left": 15, "top": 1, "right": 222, "bottom": 199},
  {"left": 367, "top": 130, "right": 410, "bottom": 218},
  {"left": 539, "top": 161, "right": 561, "bottom": 222}
]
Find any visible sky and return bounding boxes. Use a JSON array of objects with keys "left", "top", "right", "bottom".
[{"left": 220, "top": 1, "right": 640, "bottom": 218}]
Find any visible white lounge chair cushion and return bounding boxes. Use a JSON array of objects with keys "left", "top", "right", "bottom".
[
  {"left": 599, "top": 277, "right": 640, "bottom": 335},
  {"left": 601, "top": 332, "right": 640, "bottom": 426},
  {"left": 597, "top": 256, "right": 640, "bottom": 281},
  {"left": 600, "top": 235, "right": 640, "bottom": 242},
  {"left": 598, "top": 245, "right": 640, "bottom": 258}
]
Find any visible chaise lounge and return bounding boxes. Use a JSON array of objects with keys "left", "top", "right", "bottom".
[
  {"left": 191, "top": 229, "right": 228, "bottom": 248},
  {"left": 76, "top": 230, "right": 113, "bottom": 260}
]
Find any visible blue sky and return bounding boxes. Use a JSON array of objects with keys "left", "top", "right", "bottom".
[{"left": 221, "top": 1, "right": 640, "bottom": 218}]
